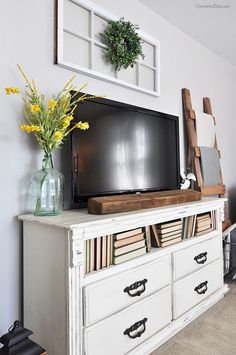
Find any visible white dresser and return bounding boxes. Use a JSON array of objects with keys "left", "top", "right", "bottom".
[{"left": 19, "top": 197, "right": 228, "bottom": 355}]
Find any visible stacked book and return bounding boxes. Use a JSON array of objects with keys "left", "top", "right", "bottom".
[
  {"left": 195, "top": 212, "right": 213, "bottom": 236},
  {"left": 84, "top": 235, "right": 113, "bottom": 274},
  {"left": 113, "top": 227, "right": 150, "bottom": 265},
  {"left": 83, "top": 210, "right": 216, "bottom": 273},
  {"left": 151, "top": 219, "right": 182, "bottom": 247}
]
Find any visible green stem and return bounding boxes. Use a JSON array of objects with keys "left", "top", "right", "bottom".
[
  {"left": 34, "top": 152, "right": 53, "bottom": 216},
  {"left": 34, "top": 171, "right": 47, "bottom": 216}
]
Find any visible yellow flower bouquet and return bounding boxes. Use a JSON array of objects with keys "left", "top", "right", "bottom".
[
  {"left": 6, "top": 65, "right": 94, "bottom": 155},
  {"left": 6, "top": 65, "right": 98, "bottom": 216}
]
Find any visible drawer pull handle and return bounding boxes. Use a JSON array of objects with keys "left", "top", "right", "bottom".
[
  {"left": 194, "top": 281, "right": 208, "bottom": 295},
  {"left": 194, "top": 252, "right": 208, "bottom": 264},
  {"left": 123, "top": 317, "right": 148, "bottom": 339},
  {"left": 123, "top": 278, "right": 148, "bottom": 297}
]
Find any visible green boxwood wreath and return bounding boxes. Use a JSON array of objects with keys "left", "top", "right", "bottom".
[{"left": 100, "top": 17, "right": 145, "bottom": 71}]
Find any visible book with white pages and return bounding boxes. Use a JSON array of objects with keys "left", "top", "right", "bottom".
[
  {"left": 115, "top": 228, "right": 143, "bottom": 240},
  {"left": 114, "top": 233, "right": 144, "bottom": 248},
  {"left": 113, "top": 246, "right": 146, "bottom": 265},
  {"left": 114, "top": 240, "right": 146, "bottom": 257},
  {"left": 157, "top": 219, "right": 182, "bottom": 229}
]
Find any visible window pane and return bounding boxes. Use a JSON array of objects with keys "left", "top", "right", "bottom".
[
  {"left": 64, "top": 0, "right": 90, "bottom": 37},
  {"left": 94, "top": 15, "right": 108, "bottom": 43},
  {"left": 117, "top": 64, "right": 138, "bottom": 86},
  {"left": 64, "top": 32, "right": 90, "bottom": 68},
  {"left": 140, "top": 66, "right": 155, "bottom": 91},
  {"left": 94, "top": 45, "right": 116, "bottom": 77},
  {"left": 141, "top": 41, "right": 155, "bottom": 67}
]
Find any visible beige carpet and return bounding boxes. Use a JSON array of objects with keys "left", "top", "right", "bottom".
[{"left": 150, "top": 285, "right": 236, "bottom": 355}]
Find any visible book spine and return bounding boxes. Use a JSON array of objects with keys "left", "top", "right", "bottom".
[
  {"left": 90, "top": 239, "right": 95, "bottom": 272},
  {"left": 107, "top": 235, "right": 112, "bottom": 267},
  {"left": 84, "top": 240, "right": 87, "bottom": 274},
  {"left": 183, "top": 217, "right": 186, "bottom": 239},
  {"left": 145, "top": 226, "right": 151, "bottom": 252},
  {"left": 86, "top": 239, "right": 90, "bottom": 273},
  {"left": 110, "top": 235, "right": 114, "bottom": 265},
  {"left": 114, "top": 233, "right": 144, "bottom": 248},
  {"left": 115, "top": 228, "right": 143, "bottom": 240},
  {"left": 96, "top": 237, "right": 101, "bottom": 270},
  {"left": 114, "top": 240, "right": 146, "bottom": 256},
  {"left": 113, "top": 246, "right": 146, "bottom": 265},
  {"left": 151, "top": 224, "right": 161, "bottom": 247},
  {"left": 157, "top": 219, "right": 182, "bottom": 229},
  {"left": 101, "top": 236, "right": 107, "bottom": 268},
  {"left": 191, "top": 215, "right": 196, "bottom": 236}
]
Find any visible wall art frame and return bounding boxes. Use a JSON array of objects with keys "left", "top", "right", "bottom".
[{"left": 55, "top": 0, "right": 160, "bottom": 96}]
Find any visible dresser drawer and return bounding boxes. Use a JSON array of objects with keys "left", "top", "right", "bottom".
[
  {"left": 85, "top": 286, "right": 171, "bottom": 355},
  {"left": 84, "top": 255, "right": 171, "bottom": 326},
  {"left": 173, "top": 236, "right": 221, "bottom": 281},
  {"left": 173, "top": 259, "right": 223, "bottom": 319}
]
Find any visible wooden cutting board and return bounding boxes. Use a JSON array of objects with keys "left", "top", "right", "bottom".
[{"left": 88, "top": 190, "right": 202, "bottom": 214}]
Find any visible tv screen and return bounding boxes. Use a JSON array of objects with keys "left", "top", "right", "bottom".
[{"left": 71, "top": 95, "right": 180, "bottom": 204}]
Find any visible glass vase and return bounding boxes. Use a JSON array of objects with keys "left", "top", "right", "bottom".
[{"left": 31, "top": 153, "right": 64, "bottom": 216}]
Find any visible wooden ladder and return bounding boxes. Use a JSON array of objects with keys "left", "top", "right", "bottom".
[{"left": 182, "top": 88, "right": 230, "bottom": 230}]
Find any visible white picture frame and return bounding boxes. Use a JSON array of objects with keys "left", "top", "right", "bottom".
[{"left": 56, "top": 0, "right": 160, "bottom": 96}]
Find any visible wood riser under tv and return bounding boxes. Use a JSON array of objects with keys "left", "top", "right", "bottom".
[{"left": 88, "top": 189, "right": 201, "bottom": 214}]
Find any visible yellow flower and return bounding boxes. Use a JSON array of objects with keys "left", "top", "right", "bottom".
[
  {"left": 76, "top": 121, "right": 89, "bottom": 130},
  {"left": 54, "top": 131, "right": 63, "bottom": 140},
  {"left": 20, "top": 124, "right": 41, "bottom": 133},
  {"left": 5, "top": 88, "right": 12, "bottom": 95},
  {"left": 20, "top": 124, "right": 32, "bottom": 133},
  {"left": 5, "top": 87, "right": 19, "bottom": 95},
  {"left": 30, "top": 125, "right": 41, "bottom": 132},
  {"left": 48, "top": 99, "right": 57, "bottom": 111},
  {"left": 30, "top": 104, "right": 40, "bottom": 113},
  {"left": 63, "top": 115, "right": 73, "bottom": 128},
  {"left": 63, "top": 119, "right": 70, "bottom": 129},
  {"left": 13, "top": 87, "right": 19, "bottom": 94}
]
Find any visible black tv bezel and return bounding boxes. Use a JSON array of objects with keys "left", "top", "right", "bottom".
[{"left": 71, "top": 94, "right": 180, "bottom": 207}]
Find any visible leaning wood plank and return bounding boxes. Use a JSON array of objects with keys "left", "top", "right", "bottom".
[
  {"left": 201, "top": 185, "right": 226, "bottom": 196},
  {"left": 194, "top": 157, "right": 203, "bottom": 187},
  {"left": 194, "top": 147, "right": 201, "bottom": 157},
  {"left": 203, "top": 97, "right": 213, "bottom": 117},
  {"left": 88, "top": 190, "right": 202, "bottom": 214},
  {"left": 182, "top": 89, "right": 198, "bottom": 148},
  {"left": 188, "top": 108, "right": 196, "bottom": 119},
  {"left": 182, "top": 88, "right": 204, "bottom": 188}
]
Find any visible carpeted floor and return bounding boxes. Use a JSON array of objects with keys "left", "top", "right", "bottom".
[{"left": 150, "top": 284, "right": 236, "bottom": 355}]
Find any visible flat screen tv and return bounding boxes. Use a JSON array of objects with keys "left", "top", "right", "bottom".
[{"left": 71, "top": 94, "right": 180, "bottom": 206}]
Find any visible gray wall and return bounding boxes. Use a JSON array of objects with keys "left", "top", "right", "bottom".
[{"left": 1, "top": 0, "right": 236, "bottom": 333}]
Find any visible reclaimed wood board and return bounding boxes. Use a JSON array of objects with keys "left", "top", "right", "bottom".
[{"left": 88, "top": 190, "right": 202, "bottom": 214}]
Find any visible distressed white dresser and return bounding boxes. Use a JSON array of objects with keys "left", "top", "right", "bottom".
[{"left": 19, "top": 197, "right": 228, "bottom": 355}]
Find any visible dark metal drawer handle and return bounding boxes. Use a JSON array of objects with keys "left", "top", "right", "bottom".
[
  {"left": 194, "top": 281, "right": 208, "bottom": 295},
  {"left": 194, "top": 252, "right": 208, "bottom": 264},
  {"left": 123, "top": 278, "right": 148, "bottom": 297},
  {"left": 123, "top": 318, "right": 148, "bottom": 339}
]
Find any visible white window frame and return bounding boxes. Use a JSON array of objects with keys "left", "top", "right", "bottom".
[{"left": 56, "top": 0, "right": 160, "bottom": 96}]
